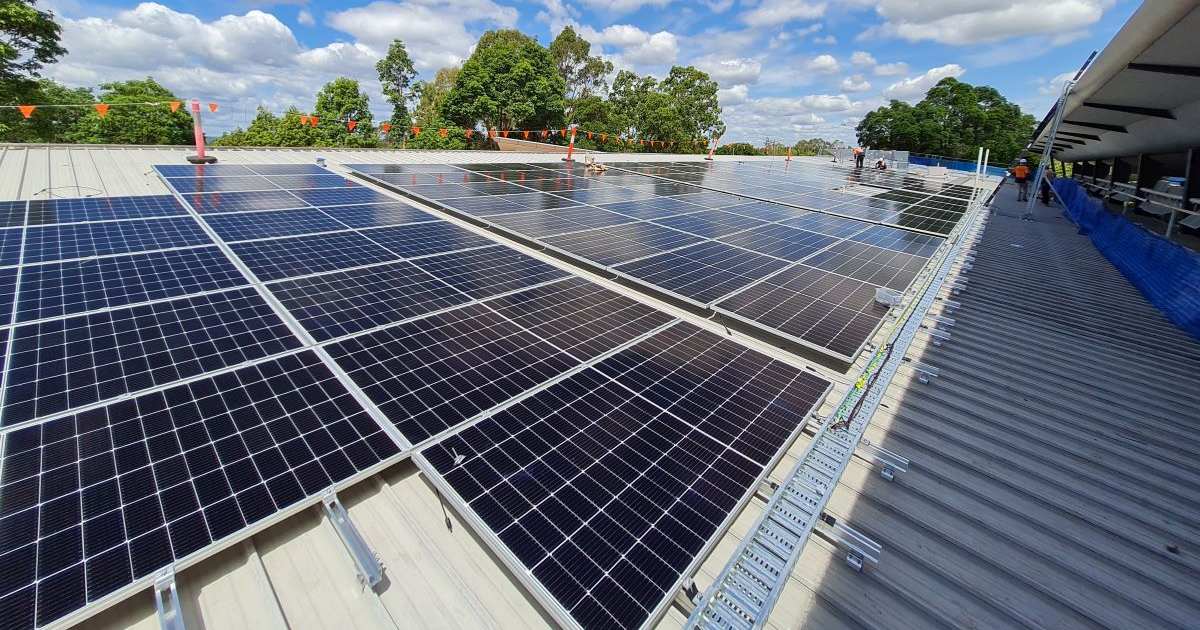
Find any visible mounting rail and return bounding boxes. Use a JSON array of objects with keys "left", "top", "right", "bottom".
[{"left": 684, "top": 182, "right": 992, "bottom": 630}]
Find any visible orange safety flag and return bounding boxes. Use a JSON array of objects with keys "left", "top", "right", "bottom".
[
  {"left": 299, "top": 115, "right": 310, "bottom": 126},
  {"left": 586, "top": 131, "right": 594, "bottom": 140},
  {"left": 208, "top": 103, "right": 218, "bottom": 113},
  {"left": 501, "top": 130, "right": 510, "bottom": 138},
  {"left": 600, "top": 133, "right": 607, "bottom": 142},
  {"left": 309, "top": 116, "right": 319, "bottom": 126},
  {"left": 347, "top": 120, "right": 358, "bottom": 131},
  {"left": 94, "top": 103, "right": 110, "bottom": 118},
  {"left": 522, "top": 130, "right": 530, "bottom": 139},
  {"left": 18, "top": 105, "right": 35, "bottom": 119},
  {"left": 411, "top": 126, "right": 421, "bottom": 135},
  {"left": 560, "top": 128, "right": 567, "bottom": 136},
  {"left": 465, "top": 129, "right": 474, "bottom": 139},
  {"left": 541, "top": 129, "right": 549, "bottom": 138},
  {"left": 169, "top": 101, "right": 181, "bottom": 113},
  {"left": 438, "top": 128, "right": 448, "bottom": 138},
  {"left": 380, "top": 122, "right": 391, "bottom": 134}
]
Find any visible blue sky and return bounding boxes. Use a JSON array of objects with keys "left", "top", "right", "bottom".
[{"left": 40, "top": 0, "right": 1139, "bottom": 142}]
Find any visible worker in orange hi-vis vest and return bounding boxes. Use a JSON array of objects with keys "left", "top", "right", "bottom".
[
  {"left": 1011, "top": 159, "right": 1032, "bottom": 201},
  {"left": 853, "top": 146, "right": 865, "bottom": 168}
]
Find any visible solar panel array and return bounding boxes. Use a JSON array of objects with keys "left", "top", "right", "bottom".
[
  {"left": 349, "top": 161, "right": 949, "bottom": 361},
  {"left": 0, "top": 163, "right": 832, "bottom": 630}
]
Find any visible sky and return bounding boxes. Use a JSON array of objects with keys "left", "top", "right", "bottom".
[{"left": 38, "top": 0, "right": 1140, "bottom": 143}]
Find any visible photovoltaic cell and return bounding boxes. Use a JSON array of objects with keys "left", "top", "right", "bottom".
[
  {"left": 230, "top": 231, "right": 400, "bottom": 282},
  {"left": 651, "top": 210, "right": 766, "bottom": 239},
  {"left": 486, "top": 207, "right": 633, "bottom": 238},
  {"left": 202, "top": 209, "right": 347, "bottom": 242},
  {"left": 22, "top": 218, "right": 212, "bottom": 264},
  {"left": 155, "top": 164, "right": 257, "bottom": 177},
  {"left": 804, "top": 241, "right": 927, "bottom": 291},
  {"left": 421, "top": 323, "right": 829, "bottom": 630},
  {"left": 326, "top": 304, "right": 579, "bottom": 444},
  {"left": 541, "top": 223, "right": 703, "bottom": 267},
  {"left": 598, "top": 198, "right": 705, "bottom": 220},
  {"left": 263, "top": 174, "right": 357, "bottom": 190},
  {"left": 616, "top": 241, "right": 789, "bottom": 305},
  {"left": 268, "top": 261, "right": 472, "bottom": 342},
  {"left": 2, "top": 287, "right": 303, "bottom": 426},
  {"left": 26, "top": 196, "right": 188, "bottom": 225},
  {"left": 247, "top": 164, "right": 331, "bottom": 175},
  {"left": 359, "top": 222, "right": 496, "bottom": 259},
  {"left": 288, "top": 187, "right": 394, "bottom": 207},
  {"left": 717, "top": 224, "right": 839, "bottom": 262},
  {"left": 484, "top": 277, "right": 674, "bottom": 361},
  {"left": 410, "top": 246, "right": 568, "bottom": 299},
  {"left": 183, "top": 191, "right": 307, "bottom": 214},
  {"left": 849, "top": 223, "right": 944, "bottom": 257},
  {"left": 0, "top": 201, "right": 27, "bottom": 228},
  {"left": 316, "top": 203, "right": 436, "bottom": 228},
  {"left": 781, "top": 213, "right": 870, "bottom": 239},
  {"left": 0, "top": 351, "right": 399, "bottom": 630},
  {"left": 14, "top": 247, "right": 248, "bottom": 323},
  {"left": 161, "top": 177, "right": 277, "bottom": 194},
  {"left": 0, "top": 228, "right": 21, "bottom": 267}
]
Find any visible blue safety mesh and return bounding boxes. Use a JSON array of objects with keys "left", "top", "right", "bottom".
[
  {"left": 909, "top": 155, "right": 1007, "bottom": 177},
  {"left": 1053, "top": 178, "right": 1200, "bottom": 339}
]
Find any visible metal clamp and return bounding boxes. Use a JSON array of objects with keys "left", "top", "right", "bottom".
[
  {"left": 322, "top": 492, "right": 386, "bottom": 590},
  {"left": 857, "top": 438, "right": 910, "bottom": 481},
  {"left": 153, "top": 569, "right": 185, "bottom": 630},
  {"left": 814, "top": 515, "right": 882, "bottom": 573}
]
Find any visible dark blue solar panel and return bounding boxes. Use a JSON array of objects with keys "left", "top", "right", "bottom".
[
  {"left": 230, "top": 231, "right": 399, "bottom": 282},
  {"left": 410, "top": 245, "right": 568, "bottom": 299},
  {"left": 203, "top": 209, "right": 346, "bottom": 242},
  {"left": 288, "top": 187, "right": 393, "bottom": 207},
  {"left": 598, "top": 198, "right": 705, "bottom": 220},
  {"left": 486, "top": 207, "right": 632, "bottom": 238},
  {"left": 849, "top": 224, "right": 944, "bottom": 257},
  {"left": 318, "top": 203, "right": 437, "bottom": 228},
  {"left": 436, "top": 195, "right": 539, "bottom": 217},
  {"left": 0, "top": 201, "right": 27, "bottom": 228},
  {"left": 327, "top": 304, "right": 579, "bottom": 444},
  {"left": 155, "top": 164, "right": 258, "bottom": 177},
  {"left": 29, "top": 197, "right": 185, "bottom": 224},
  {"left": 781, "top": 213, "right": 871, "bottom": 238},
  {"left": 0, "top": 350, "right": 399, "bottom": 629},
  {"left": 721, "top": 201, "right": 809, "bottom": 223},
  {"left": 0, "top": 267, "right": 17, "bottom": 315},
  {"left": 360, "top": 222, "right": 495, "bottom": 259},
  {"left": 421, "top": 323, "right": 829, "bottom": 630},
  {"left": 1, "top": 287, "right": 303, "bottom": 426},
  {"left": 247, "top": 164, "right": 331, "bottom": 175},
  {"left": 347, "top": 163, "right": 463, "bottom": 174},
  {"left": 541, "top": 223, "right": 703, "bottom": 267},
  {"left": 804, "top": 241, "right": 927, "bottom": 291},
  {"left": 0, "top": 228, "right": 21, "bottom": 266},
  {"left": 15, "top": 247, "right": 248, "bottom": 322},
  {"left": 264, "top": 174, "right": 357, "bottom": 190},
  {"left": 183, "top": 191, "right": 308, "bottom": 214},
  {"left": 269, "top": 261, "right": 472, "bottom": 342},
  {"left": 718, "top": 224, "right": 839, "bottom": 262},
  {"left": 22, "top": 218, "right": 212, "bottom": 264},
  {"left": 651, "top": 210, "right": 766, "bottom": 239},
  {"left": 615, "top": 241, "right": 789, "bottom": 305},
  {"left": 166, "top": 176, "right": 276, "bottom": 194}
]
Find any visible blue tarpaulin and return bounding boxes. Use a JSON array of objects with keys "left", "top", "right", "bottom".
[
  {"left": 909, "top": 155, "right": 1008, "bottom": 178},
  {"left": 1053, "top": 178, "right": 1200, "bottom": 339}
]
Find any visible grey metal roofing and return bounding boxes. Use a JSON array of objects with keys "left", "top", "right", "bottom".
[{"left": 751, "top": 183, "right": 1200, "bottom": 629}]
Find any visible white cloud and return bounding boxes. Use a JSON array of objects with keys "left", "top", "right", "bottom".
[
  {"left": 1038, "top": 71, "right": 1074, "bottom": 96},
  {"left": 806, "top": 54, "right": 840, "bottom": 74},
  {"left": 576, "top": 0, "right": 673, "bottom": 14},
  {"left": 850, "top": 51, "right": 876, "bottom": 66},
  {"left": 694, "top": 56, "right": 762, "bottom": 86},
  {"left": 873, "top": 61, "right": 909, "bottom": 76},
  {"left": 867, "top": 0, "right": 1113, "bottom": 46},
  {"left": 883, "top": 63, "right": 965, "bottom": 100},
  {"left": 704, "top": 0, "right": 735, "bottom": 12},
  {"left": 812, "top": 35, "right": 837, "bottom": 45},
  {"left": 718, "top": 84, "right": 750, "bottom": 105},
  {"left": 581, "top": 24, "right": 679, "bottom": 67},
  {"left": 840, "top": 74, "right": 871, "bottom": 92},
  {"left": 741, "top": 0, "right": 827, "bottom": 28},
  {"left": 297, "top": 9, "right": 314, "bottom": 26}
]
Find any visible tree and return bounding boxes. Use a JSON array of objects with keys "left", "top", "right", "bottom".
[
  {"left": 0, "top": 79, "right": 92, "bottom": 142},
  {"left": 376, "top": 39, "right": 416, "bottom": 131},
  {"left": 608, "top": 66, "right": 724, "bottom": 148},
  {"left": 66, "top": 78, "right": 192, "bottom": 144},
  {"left": 213, "top": 107, "right": 319, "bottom": 147},
  {"left": 1, "top": 0, "right": 66, "bottom": 82},
  {"left": 313, "top": 77, "right": 377, "bottom": 147},
  {"left": 856, "top": 77, "right": 1035, "bottom": 164},
  {"left": 792, "top": 138, "right": 836, "bottom": 156},
  {"left": 412, "top": 66, "right": 459, "bottom": 127},
  {"left": 442, "top": 29, "right": 565, "bottom": 131},
  {"left": 661, "top": 66, "right": 724, "bottom": 141},
  {"left": 716, "top": 142, "right": 759, "bottom": 156},
  {"left": 548, "top": 26, "right": 612, "bottom": 122}
]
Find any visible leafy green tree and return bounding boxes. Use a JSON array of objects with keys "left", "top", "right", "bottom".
[
  {"left": 548, "top": 26, "right": 612, "bottom": 122},
  {"left": 856, "top": 77, "right": 1035, "bottom": 163},
  {"left": 0, "top": 78, "right": 92, "bottom": 142},
  {"left": 412, "top": 66, "right": 459, "bottom": 127},
  {"left": 213, "top": 107, "right": 319, "bottom": 147},
  {"left": 376, "top": 39, "right": 416, "bottom": 131},
  {"left": 716, "top": 142, "right": 759, "bottom": 156},
  {"left": 1, "top": 0, "right": 66, "bottom": 82},
  {"left": 442, "top": 29, "right": 565, "bottom": 131},
  {"left": 313, "top": 77, "right": 377, "bottom": 147},
  {"left": 66, "top": 78, "right": 191, "bottom": 144},
  {"left": 792, "top": 137, "right": 837, "bottom": 156},
  {"left": 661, "top": 66, "right": 724, "bottom": 141},
  {"left": 407, "top": 123, "right": 470, "bottom": 149},
  {"left": 608, "top": 67, "right": 723, "bottom": 149}
]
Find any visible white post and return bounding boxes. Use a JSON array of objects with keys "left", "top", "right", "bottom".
[{"left": 982, "top": 148, "right": 990, "bottom": 177}]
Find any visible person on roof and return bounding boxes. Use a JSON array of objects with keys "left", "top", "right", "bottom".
[
  {"left": 875, "top": 157, "right": 888, "bottom": 171},
  {"left": 1011, "top": 159, "right": 1031, "bottom": 201},
  {"left": 853, "top": 146, "right": 865, "bottom": 168}
]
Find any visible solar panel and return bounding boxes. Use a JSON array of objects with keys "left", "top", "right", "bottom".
[
  {"left": 262, "top": 174, "right": 358, "bottom": 190},
  {"left": 268, "top": 260, "right": 472, "bottom": 342},
  {"left": 0, "top": 351, "right": 400, "bottom": 629},
  {"left": 598, "top": 198, "right": 705, "bottom": 220},
  {"left": 486, "top": 207, "right": 633, "bottom": 238},
  {"left": 247, "top": 163, "right": 338, "bottom": 175},
  {"left": 849, "top": 223, "right": 944, "bottom": 257},
  {"left": 317, "top": 203, "right": 438, "bottom": 228},
  {"left": 717, "top": 224, "right": 839, "bottom": 262},
  {"left": 420, "top": 322, "right": 830, "bottom": 630},
  {"left": 326, "top": 303, "right": 579, "bottom": 444},
  {"left": 22, "top": 218, "right": 212, "bottom": 264},
  {"left": 804, "top": 240, "right": 927, "bottom": 290},
  {"left": 202, "top": 208, "right": 347, "bottom": 242},
  {"left": 2, "top": 287, "right": 303, "bottom": 426},
  {"left": 1, "top": 201, "right": 27, "bottom": 228},
  {"left": 26, "top": 196, "right": 188, "bottom": 224},
  {"left": 183, "top": 191, "right": 308, "bottom": 214},
  {"left": 230, "top": 231, "right": 400, "bottom": 282},
  {"left": 541, "top": 223, "right": 704, "bottom": 267},
  {"left": 154, "top": 164, "right": 258, "bottom": 177},
  {"left": 615, "top": 241, "right": 790, "bottom": 305},
  {"left": 160, "top": 177, "right": 276, "bottom": 194},
  {"left": 289, "top": 187, "right": 393, "bottom": 207},
  {"left": 14, "top": 247, "right": 248, "bottom": 323},
  {"left": 650, "top": 210, "right": 766, "bottom": 239},
  {"left": 410, "top": 245, "right": 569, "bottom": 299},
  {"left": 358, "top": 222, "right": 496, "bottom": 259},
  {"left": 1, "top": 228, "right": 22, "bottom": 267}
]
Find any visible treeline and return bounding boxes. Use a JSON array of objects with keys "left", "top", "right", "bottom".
[
  {"left": 855, "top": 77, "right": 1036, "bottom": 164},
  {"left": 716, "top": 138, "right": 838, "bottom": 156}
]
